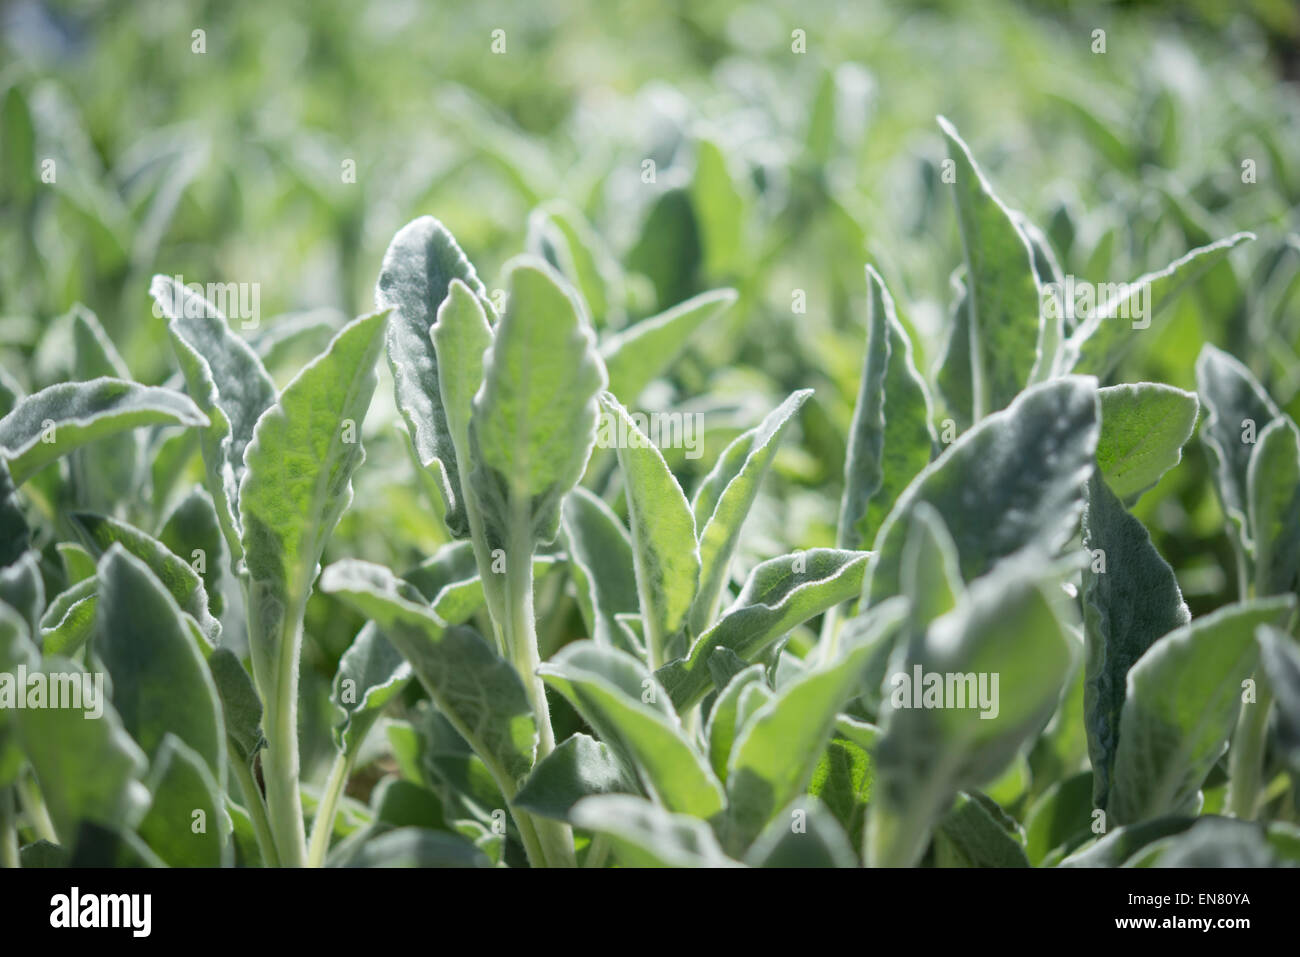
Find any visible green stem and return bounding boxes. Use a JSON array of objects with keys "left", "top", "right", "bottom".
[
  {"left": 1226, "top": 677, "right": 1273, "bottom": 820},
  {"left": 583, "top": 834, "right": 611, "bottom": 868},
  {"left": 231, "top": 754, "right": 280, "bottom": 867},
  {"left": 1, "top": 788, "right": 19, "bottom": 868},
  {"left": 16, "top": 772, "right": 56, "bottom": 845},
  {"left": 246, "top": 582, "right": 308, "bottom": 868},
  {"left": 306, "top": 749, "right": 354, "bottom": 868},
  {"left": 500, "top": 513, "right": 575, "bottom": 868}
]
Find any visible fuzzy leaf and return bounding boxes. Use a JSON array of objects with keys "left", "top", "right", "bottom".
[
  {"left": 0, "top": 378, "right": 207, "bottom": 486},
  {"left": 1063, "top": 233, "right": 1255, "bottom": 378},
  {"left": 240, "top": 311, "right": 387, "bottom": 701},
  {"left": 1096, "top": 383, "right": 1199, "bottom": 502},
  {"left": 1197, "top": 344, "right": 1280, "bottom": 553},
  {"left": 539, "top": 641, "right": 725, "bottom": 819},
  {"left": 864, "top": 376, "right": 1099, "bottom": 604},
  {"left": 600, "top": 392, "right": 699, "bottom": 664},
  {"left": 95, "top": 546, "right": 226, "bottom": 785},
  {"left": 570, "top": 794, "right": 737, "bottom": 867},
  {"left": 151, "top": 275, "right": 277, "bottom": 561},
  {"left": 513, "top": 732, "right": 640, "bottom": 821},
  {"left": 320, "top": 560, "right": 536, "bottom": 789},
  {"left": 560, "top": 487, "right": 640, "bottom": 652},
  {"left": 1081, "top": 473, "right": 1190, "bottom": 808},
  {"left": 376, "top": 217, "right": 492, "bottom": 537},
  {"left": 839, "top": 266, "right": 936, "bottom": 550},
  {"left": 470, "top": 258, "right": 606, "bottom": 548},
  {"left": 1108, "top": 597, "right": 1296, "bottom": 825},
  {"left": 1248, "top": 418, "right": 1300, "bottom": 598},
  {"left": 938, "top": 117, "right": 1044, "bottom": 416},
  {"left": 690, "top": 389, "right": 813, "bottom": 634},
  {"left": 660, "top": 548, "right": 870, "bottom": 711},
  {"left": 601, "top": 289, "right": 736, "bottom": 403}
]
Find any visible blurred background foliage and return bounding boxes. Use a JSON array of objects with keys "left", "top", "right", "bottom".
[{"left": 2, "top": 0, "right": 1299, "bottom": 778}]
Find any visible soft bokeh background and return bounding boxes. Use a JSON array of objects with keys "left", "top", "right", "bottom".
[{"left": 3, "top": 0, "right": 1299, "bottom": 778}]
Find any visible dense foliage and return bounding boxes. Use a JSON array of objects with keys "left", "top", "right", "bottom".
[{"left": 2, "top": 0, "right": 1300, "bottom": 867}]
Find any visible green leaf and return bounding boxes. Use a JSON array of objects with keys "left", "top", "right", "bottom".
[
  {"left": 1023, "top": 770, "right": 1094, "bottom": 865},
  {"left": 513, "top": 732, "right": 640, "bottom": 821},
  {"left": 1059, "top": 816, "right": 1196, "bottom": 867},
  {"left": 932, "top": 792, "right": 1029, "bottom": 867},
  {"left": 429, "top": 278, "right": 493, "bottom": 534},
  {"left": 470, "top": 258, "right": 606, "bottom": 548},
  {"left": 332, "top": 622, "right": 411, "bottom": 755},
  {"left": 240, "top": 310, "right": 387, "bottom": 704},
  {"left": 137, "top": 734, "right": 228, "bottom": 867},
  {"left": 660, "top": 548, "right": 870, "bottom": 711},
  {"left": 863, "top": 376, "right": 1099, "bottom": 605},
  {"left": 341, "top": 827, "right": 492, "bottom": 868},
  {"left": 936, "top": 274, "right": 973, "bottom": 429},
  {"left": 68, "top": 305, "right": 140, "bottom": 512},
  {"left": 839, "top": 266, "right": 936, "bottom": 550},
  {"left": 744, "top": 796, "right": 858, "bottom": 867},
  {"left": 724, "top": 628, "right": 897, "bottom": 851},
  {"left": 0, "top": 378, "right": 208, "bottom": 486},
  {"left": 0, "top": 602, "right": 38, "bottom": 786},
  {"left": 569, "top": 794, "right": 738, "bottom": 867},
  {"left": 319, "top": 560, "right": 536, "bottom": 790},
  {"left": 1197, "top": 344, "right": 1281, "bottom": 552},
  {"left": 1081, "top": 473, "right": 1190, "bottom": 809},
  {"left": 705, "top": 664, "right": 767, "bottom": 782},
  {"left": 560, "top": 487, "right": 640, "bottom": 653},
  {"left": 1062, "top": 233, "right": 1255, "bottom": 378},
  {"left": 538, "top": 641, "right": 725, "bottom": 819},
  {"left": 690, "top": 389, "right": 813, "bottom": 634},
  {"left": 95, "top": 546, "right": 226, "bottom": 784},
  {"left": 18, "top": 656, "right": 150, "bottom": 845},
  {"left": 376, "top": 217, "right": 493, "bottom": 538},
  {"left": 807, "top": 732, "right": 874, "bottom": 851},
  {"left": 601, "top": 288, "right": 736, "bottom": 404},
  {"left": 0, "top": 551, "right": 43, "bottom": 636},
  {"left": 1108, "top": 597, "right": 1296, "bottom": 825},
  {"left": 690, "top": 138, "right": 749, "bottom": 279},
  {"left": 1248, "top": 419, "right": 1300, "bottom": 598},
  {"left": 70, "top": 511, "right": 219, "bottom": 641},
  {"left": 868, "top": 553, "right": 1076, "bottom": 867},
  {"left": 1095, "top": 383, "right": 1199, "bottom": 502},
  {"left": 158, "top": 487, "right": 227, "bottom": 620},
  {"left": 150, "top": 275, "right": 278, "bottom": 562},
  {"left": 39, "top": 578, "right": 98, "bottom": 656},
  {"left": 938, "top": 117, "right": 1044, "bottom": 417},
  {"left": 599, "top": 392, "right": 699, "bottom": 666},
  {"left": 403, "top": 541, "right": 560, "bottom": 625},
  {"left": 527, "top": 200, "right": 626, "bottom": 327},
  {"left": 0, "top": 460, "right": 29, "bottom": 567},
  {"left": 57, "top": 542, "right": 96, "bottom": 585},
  {"left": 206, "top": 648, "right": 264, "bottom": 764},
  {"left": 1258, "top": 626, "right": 1300, "bottom": 770}
]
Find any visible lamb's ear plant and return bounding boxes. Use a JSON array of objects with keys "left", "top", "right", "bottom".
[{"left": 6, "top": 98, "right": 1300, "bottom": 870}]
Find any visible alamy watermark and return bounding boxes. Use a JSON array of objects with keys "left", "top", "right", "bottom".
[
  {"left": 0, "top": 665, "right": 104, "bottom": 719},
  {"left": 595, "top": 409, "right": 704, "bottom": 459},
  {"left": 888, "top": 665, "right": 1000, "bottom": 719},
  {"left": 1041, "top": 276, "right": 1152, "bottom": 330},
  {"left": 151, "top": 275, "right": 261, "bottom": 330}
]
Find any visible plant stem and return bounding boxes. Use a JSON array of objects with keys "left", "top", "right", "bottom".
[
  {"left": 246, "top": 582, "right": 308, "bottom": 867},
  {"left": 583, "top": 834, "right": 611, "bottom": 868},
  {"left": 1226, "top": 677, "right": 1273, "bottom": 820},
  {"left": 306, "top": 749, "right": 354, "bottom": 868},
  {"left": 499, "top": 511, "right": 576, "bottom": 867},
  {"left": 15, "top": 772, "right": 56, "bottom": 844},
  {"left": 1, "top": 788, "right": 19, "bottom": 868},
  {"left": 231, "top": 754, "right": 280, "bottom": 867}
]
